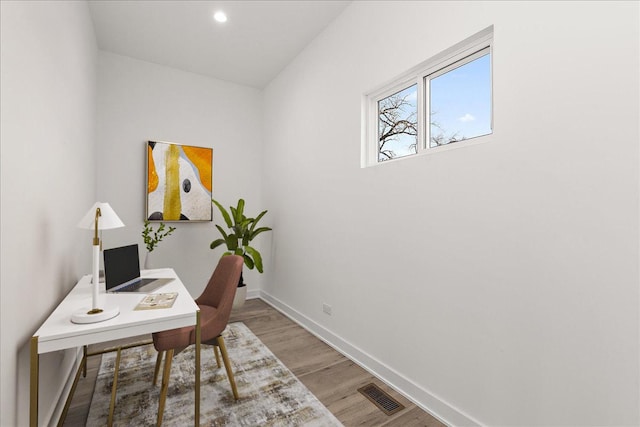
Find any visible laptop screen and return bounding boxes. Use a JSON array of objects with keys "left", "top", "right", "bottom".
[{"left": 103, "top": 244, "right": 141, "bottom": 291}]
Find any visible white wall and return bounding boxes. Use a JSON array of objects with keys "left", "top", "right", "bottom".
[
  {"left": 2, "top": 1, "right": 637, "bottom": 425},
  {"left": 263, "top": 1, "right": 639, "bottom": 425},
  {"left": 0, "top": 1, "right": 97, "bottom": 425},
  {"left": 96, "top": 52, "right": 267, "bottom": 298}
]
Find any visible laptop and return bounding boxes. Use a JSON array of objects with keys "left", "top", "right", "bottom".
[{"left": 103, "top": 244, "right": 173, "bottom": 293}]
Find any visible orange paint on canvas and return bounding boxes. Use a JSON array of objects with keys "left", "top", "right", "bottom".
[
  {"left": 182, "top": 145, "right": 212, "bottom": 192},
  {"left": 148, "top": 145, "right": 159, "bottom": 193}
]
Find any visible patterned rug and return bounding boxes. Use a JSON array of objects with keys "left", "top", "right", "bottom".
[{"left": 87, "top": 322, "right": 343, "bottom": 426}]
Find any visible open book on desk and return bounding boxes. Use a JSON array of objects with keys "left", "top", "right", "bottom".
[{"left": 134, "top": 292, "right": 178, "bottom": 310}]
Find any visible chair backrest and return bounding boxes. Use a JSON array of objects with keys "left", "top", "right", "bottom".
[{"left": 195, "top": 255, "right": 243, "bottom": 313}]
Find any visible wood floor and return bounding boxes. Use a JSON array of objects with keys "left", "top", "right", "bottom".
[{"left": 63, "top": 298, "right": 445, "bottom": 426}]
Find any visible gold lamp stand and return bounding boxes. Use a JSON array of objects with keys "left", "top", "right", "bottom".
[{"left": 71, "top": 204, "right": 122, "bottom": 324}]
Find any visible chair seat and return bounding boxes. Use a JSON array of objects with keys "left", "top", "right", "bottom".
[
  {"left": 152, "top": 324, "right": 193, "bottom": 352},
  {"left": 153, "top": 305, "right": 228, "bottom": 351}
]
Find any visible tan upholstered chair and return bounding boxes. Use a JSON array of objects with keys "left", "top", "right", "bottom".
[{"left": 152, "top": 255, "right": 243, "bottom": 426}]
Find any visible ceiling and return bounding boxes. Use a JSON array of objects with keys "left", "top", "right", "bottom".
[{"left": 88, "top": 1, "right": 351, "bottom": 88}]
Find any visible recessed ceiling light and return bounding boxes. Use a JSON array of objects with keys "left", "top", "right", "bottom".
[{"left": 214, "top": 11, "right": 227, "bottom": 23}]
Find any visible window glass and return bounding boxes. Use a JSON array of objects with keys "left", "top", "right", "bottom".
[
  {"left": 429, "top": 52, "right": 492, "bottom": 147},
  {"left": 378, "top": 84, "right": 418, "bottom": 162}
]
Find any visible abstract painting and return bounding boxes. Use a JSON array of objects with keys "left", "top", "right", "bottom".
[{"left": 147, "top": 141, "right": 212, "bottom": 221}]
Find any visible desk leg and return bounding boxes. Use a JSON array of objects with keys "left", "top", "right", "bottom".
[
  {"left": 195, "top": 310, "right": 201, "bottom": 427},
  {"left": 108, "top": 347, "right": 122, "bottom": 427},
  {"left": 30, "top": 336, "right": 39, "bottom": 427}
]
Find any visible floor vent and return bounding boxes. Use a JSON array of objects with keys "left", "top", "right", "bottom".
[{"left": 357, "top": 383, "right": 405, "bottom": 416}]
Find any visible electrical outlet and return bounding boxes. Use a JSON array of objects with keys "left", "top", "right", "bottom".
[{"left": 322, "top": 303, "right": 332, "bottom": 316}]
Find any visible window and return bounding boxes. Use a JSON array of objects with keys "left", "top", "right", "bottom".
[{"left": 363, "top": 26, "right": 493, "bottom": 166}]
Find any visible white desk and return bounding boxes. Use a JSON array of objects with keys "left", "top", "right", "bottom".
[{"left": 30, "top": 268, "right": 201, "bottom": 427}]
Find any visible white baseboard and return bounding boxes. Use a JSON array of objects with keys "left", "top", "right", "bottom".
[
  {"left": 247, "top": 289, "right": 261, "bottom": 300},
  {"left": 258, "top": 290, "right": 482, "bottom": 427}
]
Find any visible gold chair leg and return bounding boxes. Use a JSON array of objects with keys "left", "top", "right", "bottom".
[
  {"left": 108, "top": 347, "right": 122, "bottom": 427},
  {"left": 153, "top": 351, "right": 164, "bottom": 386},
  {"left": 213, "top": 346, "right": 221, "bottom": 368},
  {"left": 157, "top": 349, "right": 174, "bottom": 427},
  {"left": 216, "top": 336, "right": 239, "bottom": 400}
]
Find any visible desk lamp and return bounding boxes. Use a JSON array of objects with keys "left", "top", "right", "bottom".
[{"left": 71, "top": 202, "right": 124, "bottom": 324}]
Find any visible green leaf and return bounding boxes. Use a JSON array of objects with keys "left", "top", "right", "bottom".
[
  {"left": 250, "top": 210, "right": 268, "bottom": 232},
  {"left": 225, "top": 234, "right": 239, "bottom": 250},
  {"left": 249, "top": 226, "right": 272, "bottom": 240},
  {"left": 215, "top": 224, "right": 228, "bottom": 240},
  {"left": 212, "top": 199, "right": 233, "bottom": 228},
  {"left": 245, "top": 246, "right": 263, "bottom": 273},
  {"left": 243, "top": 254, "right": 255, "bottom": 269},
  {"left": 234, "top": 247, "right": 244, "bottom": 256},
  {"left": 235, "top": 199, "right": 245, "bottom": 223},
  {"left": 210, "top": 238, "right": 226, "bottom": 250}
]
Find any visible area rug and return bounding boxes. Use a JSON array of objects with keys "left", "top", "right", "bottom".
[{"left": 87, "top": 322, "right": 343, "bottom": 426}]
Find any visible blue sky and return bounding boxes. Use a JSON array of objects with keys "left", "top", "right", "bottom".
[
  {"left": 378, "top": 52, "right": 491, "bottom": 160},
  {"left": 430, "top": 52, "right": 492, "bottom": 146}
]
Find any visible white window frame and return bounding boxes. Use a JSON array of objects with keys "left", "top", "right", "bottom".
[{"left": 362, "top": 26, "right": 494, "bottom": 167}]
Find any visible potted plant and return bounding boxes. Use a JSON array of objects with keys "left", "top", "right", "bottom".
[
  {"left": 210, "top": 198, "right": 272, "bottom": 308},
  {"left": 141, "top": 220, "right": 176, "bottom": 269}
]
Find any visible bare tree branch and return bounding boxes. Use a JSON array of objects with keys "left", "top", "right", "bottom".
[{"left": 377, "top": 91, "right": 417, "bottom": 161}]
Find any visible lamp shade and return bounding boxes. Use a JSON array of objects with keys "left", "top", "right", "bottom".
[{"left": 77, "top": 202, "right": 125, "bottom": 230}]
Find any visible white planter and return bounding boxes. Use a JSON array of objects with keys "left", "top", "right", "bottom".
[
  {"left": 232, "top": 286, "right": 247, "bottom": 310},
  {"left": 144, "top": 251, "right": 153, "bottom": 269}
]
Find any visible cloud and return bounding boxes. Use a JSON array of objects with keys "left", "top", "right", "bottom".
[{"left": 458, "top": 113, "right": 475, "bottom": 122}]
